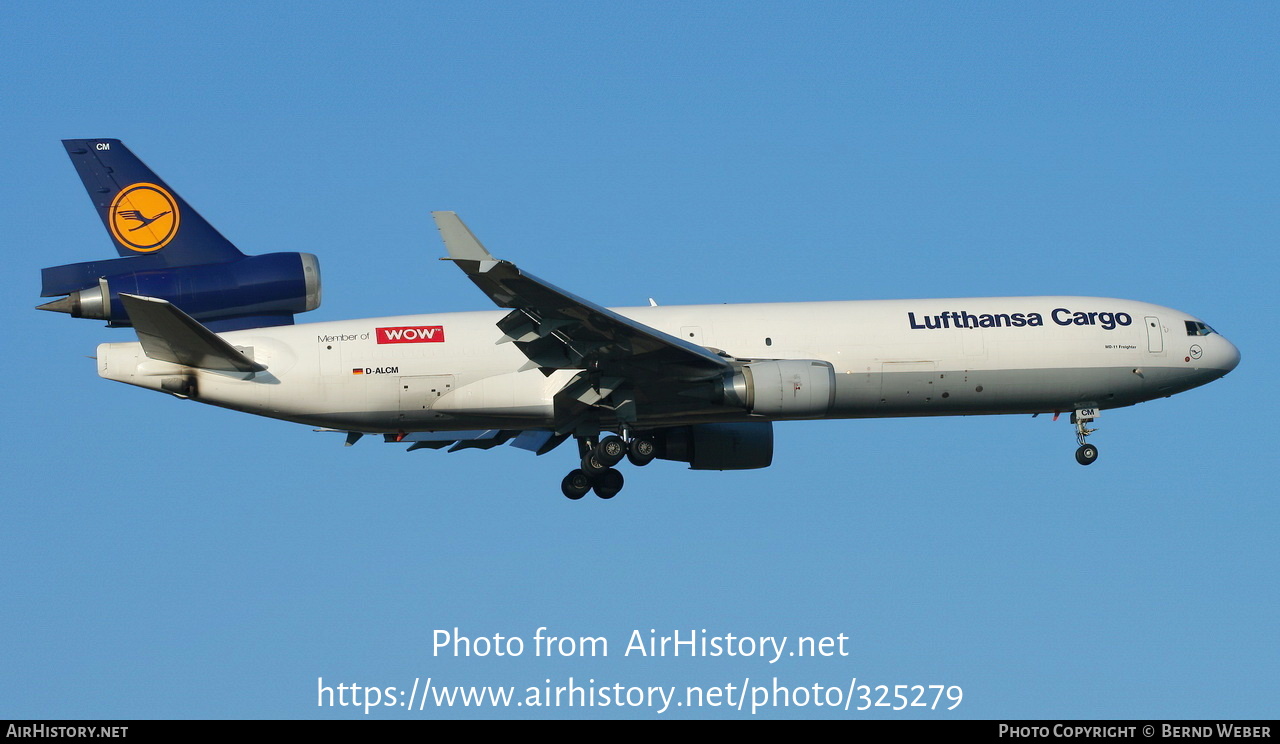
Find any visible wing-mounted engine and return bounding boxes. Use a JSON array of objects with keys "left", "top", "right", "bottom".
[
  {"left": 721, "top": 359, "right": 836, "bottom": 417},
  {"left": 648, "top": 422, "right": 774, "bottom": 470}
]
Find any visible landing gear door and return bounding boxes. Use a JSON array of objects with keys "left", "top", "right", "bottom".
[{"left": 1144, "top": 316, "right": 1164, "bottom": 354}]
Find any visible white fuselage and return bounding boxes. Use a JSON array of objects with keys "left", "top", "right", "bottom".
[{"left": 96, "top": 296, "right": 1240, "bottom": 433}]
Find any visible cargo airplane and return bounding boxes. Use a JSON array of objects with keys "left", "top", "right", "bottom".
[{"left": 40, "top": 139, "right": 1240, "bottom": 499}]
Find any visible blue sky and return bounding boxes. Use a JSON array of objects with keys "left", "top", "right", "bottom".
[{"left": 1, "top": 2, "right": 1275, "bottom": 719}]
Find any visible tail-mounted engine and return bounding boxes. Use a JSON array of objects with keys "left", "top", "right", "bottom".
[
  {"left": 39, "top": 251, "right": 321, "bottom": 332},
  {"left": 38, "top": 138, "right": 323, "bottom": 332}
]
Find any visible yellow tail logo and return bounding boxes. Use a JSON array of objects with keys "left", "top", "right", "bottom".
[{"left": 109, "top": 183, "right": 180, "bottom": 252}]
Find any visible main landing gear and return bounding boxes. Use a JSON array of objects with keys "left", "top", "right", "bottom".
[
  {"left": 560, "top": 434, "right": 656, "bottom": 500},
  {"left": 1071, "top": 408, "right": 1099, "bottom": 466}
]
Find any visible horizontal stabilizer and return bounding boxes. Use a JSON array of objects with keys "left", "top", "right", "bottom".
[{"left": 119, "top": 294, "right": 264, "bottom": 372}]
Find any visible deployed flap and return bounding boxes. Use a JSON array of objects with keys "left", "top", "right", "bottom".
[
  {"left": 119, "top": 294, "right": 264, "bottom": 372},
  {"left": 431, "top": 211, "right": 730, "bottom": 382}
]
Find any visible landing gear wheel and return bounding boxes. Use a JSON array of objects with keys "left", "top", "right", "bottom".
[
  {"left": 627, "top": 437, "right": 656, "bottom": 467},
  {"left": 1075, "top": 444, "right": 1099, "bottom": 466},
  {"left": 596, "top": 435, "right": 627, "bottom": 467},
  {"left": 582, "top": 451, "right": 609, "bottom": 475},
  {"left": 593, "top": 468, "right": 624, "bottom": 499},
  {"left": 561, "top": 469, "right": 592, "bottom": 500}
]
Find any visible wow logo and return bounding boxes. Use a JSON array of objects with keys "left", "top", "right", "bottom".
[{"left": 109, "top": 183, "right": 180, "bottom": 252}]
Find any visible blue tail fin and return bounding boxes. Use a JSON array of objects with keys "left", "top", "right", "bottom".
[{"left": 61, "top": 139, "right": 243, "bottom": 264}]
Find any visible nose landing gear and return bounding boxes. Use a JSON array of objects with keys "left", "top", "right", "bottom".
[{"left": 1072, "top": 408, "right": 1099, "bottom": 466}]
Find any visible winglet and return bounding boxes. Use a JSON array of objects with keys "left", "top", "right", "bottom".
[
  {"left": 119, "top": 294, "right": 265, "bottom": 372},
  {"left": 432, "top": 211, "right": 501, "bottom": 272}
]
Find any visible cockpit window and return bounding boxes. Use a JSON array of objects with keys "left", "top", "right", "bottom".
[{"left": 1185, "top": 320, "right": 1215, "bottom": 336}]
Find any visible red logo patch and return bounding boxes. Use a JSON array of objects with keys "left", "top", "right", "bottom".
[{"left": 376, "top": 326, "right": 445, "bottom": 344}]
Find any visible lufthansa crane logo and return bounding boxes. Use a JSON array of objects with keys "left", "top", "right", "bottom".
[{"left": 109, "top": 183, "right": 180, "bottom": 252}]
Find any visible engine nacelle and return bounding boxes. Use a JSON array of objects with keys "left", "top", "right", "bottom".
[
  {"left": 650, "top": 422, "right": 774, "bottom": 470},
  {"left": 723, "top": 359, "right": 836, "bottom": 417},
  {"left": 39, "top": 252, "right": 321, "bottom": 331}
]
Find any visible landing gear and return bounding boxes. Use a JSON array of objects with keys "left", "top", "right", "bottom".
[
  {"left": 560, "top": 466, "right": 624, "bottom": 500},
  {"left": 592, "top": 468, "right": 624, "bottom": 499},
  {"left": 561, "top": 431, "right": 654, "bottom": 500},
  {"left": 627, "top": 436, "right": 656, "bottom": 467},
  {"left": 596, "top": 435, "right": 627, "bottom": 467},
  {"left": 582, "top": 450, "right": 609, "bottom": 475},
  {"left": 561, "top": 469, "right": 592, "bottom": 499},
  {"left": 1071, "top": 408, "right": 1100, "bottom": 466}
]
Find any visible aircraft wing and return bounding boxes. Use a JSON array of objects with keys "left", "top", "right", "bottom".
[{"left": 433, "top": 212, "right": 731, "bottom": 383}]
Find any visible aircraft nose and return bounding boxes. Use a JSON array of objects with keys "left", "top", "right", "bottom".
[{"left": 1215, "top": 337, "right": 1241, "bottom": 374}]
